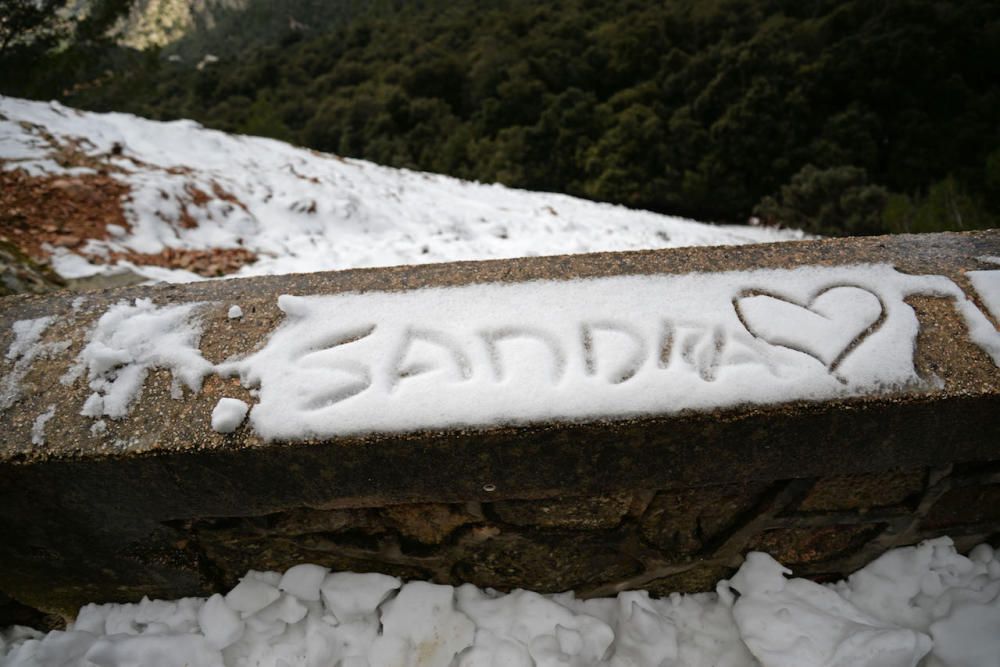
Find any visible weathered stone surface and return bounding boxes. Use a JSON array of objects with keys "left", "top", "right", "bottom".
[
  {"left": 797, "top": 469, "right": 926, "bottom": 512},
  {"left": 639, "top": 482, "right": 770, "bottom": 556},
  {"left": 923, "top": 484, "right": 1000, "bottom": 530},
  {"left": 381, "top": 503, "right": 478, "bottom": 544},
  {"left": 644, "top": 565, "right": 735, "bottom": 597},
  {"left": 493, "top": 493, "right": 633, "bottom": 529},
  {"left": 197, "top": 536, "right": 435, "bottom": 589},
  {"left": 747, "top": 524, "right": 887, "bottom": 565},
  {"left": 0, "top": 592, "right": 62, "bottom": 631},
  {"left": 0, "top": 230, "right": 998, "bottom": 617},
  {"left": 452, "top": 531, "right": 643, "bottom": 593}
]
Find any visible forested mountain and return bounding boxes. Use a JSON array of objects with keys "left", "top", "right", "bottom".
[{"left": 3, "top": 0, "right": 999, "bottom": 234}]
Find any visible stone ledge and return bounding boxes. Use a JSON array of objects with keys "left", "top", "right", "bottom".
[{"left": 1, "top": 230, "right": 998, "bottom": 617}]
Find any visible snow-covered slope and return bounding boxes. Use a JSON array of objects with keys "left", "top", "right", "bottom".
[{"left": 0, "top": 96, "right": 803, "bottom": 284}]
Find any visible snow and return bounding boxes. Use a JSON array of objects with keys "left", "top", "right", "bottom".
[
  {"left": 729, "top": 553, "right": 931, "bottom": 667},
  {"left": 74, "top": 298, "right": 212, "bottom": 419},
  {"left": 1, "top": 316, "right": 70, "bottom": 411},
  {"left": 219, "top": 263, "right": 1000, "bottom": 440},
  {"left": 198, "top": 594, "right": 243, "bottom": 650},
  {"left": 968, "top": 268, "right": 1000, "bottom": 322},
  {"left": 735, "top": 286, "right": 883, "bottom": 368},
  {"left": 0, "top": 96, "right": 805, "bottom": 284},
  {"left": 30, "top": 404, "right": 56, "bottom": 445},
  {"left": 210, "top": 397, "right": 248, "bottom": 433},
  {"left": 321, "top": 573, "right": 401, "bottom": 624},
  {"left": 50, "top": 259, "right": 995, "bottom": 441},
  {"left": 226, "top": 305, "right": 243, "bottom": 320},
  {"left": 5, "top": 318, "right": 54, "bottom": 362},
  {"left": 371, "top": 582, "right": 476, "bottom": 667},
  {"left": 279, "top": 565, "right": 328, "bottom": 603},
  {"left": 83, "top": 633, "right": 220, "bottom": 667},
  {"left": 223, "top": 576, "right": 280, "bottom": 616},
  {"left": 3, "top": 537, "right": 998, "bottom": 667},
  {"left": 47, "top": 247, "right": 131, "bottom": 281}
]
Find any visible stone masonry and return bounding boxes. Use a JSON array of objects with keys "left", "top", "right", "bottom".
[{"left": 0, "top": 231, "right": 998, "bottom": 623}]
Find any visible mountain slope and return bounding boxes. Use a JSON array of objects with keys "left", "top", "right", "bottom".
[
  {"left": 31, "top": 0, "right": 997, "bottom": 235},
  {"left": 0, "top": 96, "right": 803, "bottom": 285}
]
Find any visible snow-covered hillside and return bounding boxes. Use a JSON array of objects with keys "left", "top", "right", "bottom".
[{"left": 0, "top": 97, "right": 803, "bottom": 284}]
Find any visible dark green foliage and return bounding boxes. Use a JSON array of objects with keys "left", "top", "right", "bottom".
[
  {"left": 0, "top": 0, "right": 66, "bottom": 57},
  {"left": 0, "top": 0, "right": 134, "bottom": 94},
  {"left": 883, "top": 177, "right": 995, "bottom": 234},
  {"left": 755, "top": 165, "right": 888, "bottom": 236},
  {"left": 3, "top": 0, "right": 1000, "bottom": 235}
]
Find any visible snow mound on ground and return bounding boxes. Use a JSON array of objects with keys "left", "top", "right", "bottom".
[
  {"left": 0, "top": 96, "right": 805, "bottom": 283},
  {"left": 3, "top": 538, "right": 998, "bottom": 667}
]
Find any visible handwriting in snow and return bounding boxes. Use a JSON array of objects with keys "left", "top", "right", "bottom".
[{"left": 217, "top": 264, "right": 998, "bottom": 439}]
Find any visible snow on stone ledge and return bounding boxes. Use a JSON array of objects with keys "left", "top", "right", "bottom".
[
  {"left": 1, "top": 316, "right": 69, "bottom": 412},
  {"left": 219, "top": 263, "right": 1000, "bottom": 440},
  {"left": 69, "top": 298, "right": 213, "bottom": 420},
  {"left": 24, "top": 259, "right": 996, "bottom": 440}
]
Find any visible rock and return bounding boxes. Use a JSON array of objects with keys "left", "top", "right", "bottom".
[{"left": 0, "top": 239, "right": 66, "bottom": 296}]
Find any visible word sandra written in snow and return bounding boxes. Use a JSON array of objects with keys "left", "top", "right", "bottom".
[
  {"left": 35, "top": 263, "right": 996, "bottom": 439},
  {"left": 221, "top": 264, "right": 1000, "bottom": 439},
  {"left": 263, "top": 285, "right": 878, "bottom": 394}
]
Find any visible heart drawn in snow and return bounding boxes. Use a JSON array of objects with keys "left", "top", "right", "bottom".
[{"left": 733, "top": 285, "right": 886, "bottom": 373}]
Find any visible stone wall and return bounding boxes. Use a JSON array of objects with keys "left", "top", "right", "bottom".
[
  {"left": 1, "top": 231, "right": 999, "bottom": 622},
  {"left": 178, "top": 463, "right": 1000, "bottom": 598}
]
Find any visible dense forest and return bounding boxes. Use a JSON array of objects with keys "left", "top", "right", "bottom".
[{"left": 3, "top": 0, "right": 1000, "bottom": 235}]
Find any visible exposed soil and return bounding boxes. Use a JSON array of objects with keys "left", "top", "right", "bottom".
[
  {"left": 0, "top": 168, "right": 129, "bottom": 259},
  {"left": 0, "top": 167, "right": 257, "bottom": 280},
  {"left": 108, "top": 247, "right": 258, "bottom": 277}
]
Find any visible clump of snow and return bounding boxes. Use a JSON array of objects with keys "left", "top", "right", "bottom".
[
  {"left": 227, "top": 305, "right": 243, "bottom": 319},
  {"left": 3, "top": 537, "right": 998, "bottom": 667},
  {"left": 29, "top": 404, "right": 56, "bottom": 446},
  {"left": 837, "top": 539, "right": 1000, "bottom": 664},
  {"left": 371, "top": 582, "right": 475, "bottom": 667},
  {"left": 210, "top": 397, "right": 248, "bottom": 433},
  {"left": 729, "top": 552, "right": 931, "bottom": 666},
  {"left": 198, "top": 594, "right": 243, "bottom": 650},
  {"left": 1, "top": 316, "right": 69, "bottom": 411},
  {"left": 224, "top": 574, "right": 280, "bottom": 615},
  {"left": 73, "top": 298, "right": 212, "bottom": 419},
  {"left": 222, "top": 263, "right": 1000, "bottom": 440},
  {"left": 84, "top": 633, "right": 220, "bottom": 667},
  {"left": 0, "top": 96, "right": 806, "bottom": 285},
  {"left": 278, "top": 564, "right": 327, "bottom": 603},
  {"left": 321, "top": 572, "right": 400, "bottom": 624}
]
